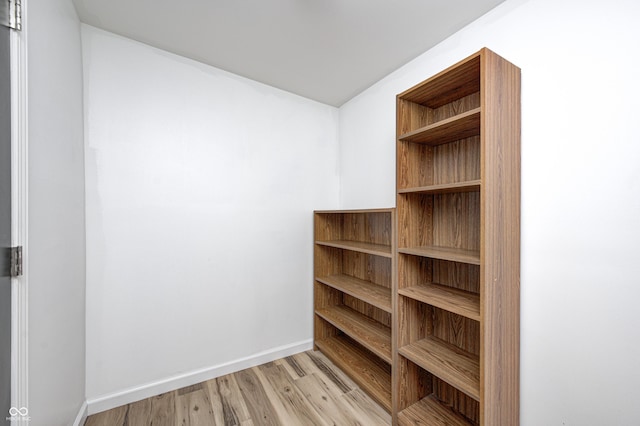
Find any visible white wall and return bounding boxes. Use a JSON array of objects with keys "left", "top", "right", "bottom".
[
  {"left": 339, "top": 0, "right": 640, "bottom": 424},
  {"left": 27, "top": 0, "right": 86, "bottom": 424},
  {"left": 82, "top": 25, "right": 340, "bottom": 408}
]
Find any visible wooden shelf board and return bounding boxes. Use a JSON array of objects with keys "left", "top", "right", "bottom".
[
  {"left": 399, "top": 108, "right": 480, "bottom": 146},
  {"left": 398, "top": 395, "right": 472, "bottom": 426},
  {"left": 315, "top": 208, "right": 395, "bottom": 214},
  {"left": 399, "top": 336, "right": 480, "bottom": 401},
  {"left": 315, "top": 240, "right": 392, "bottom": 258},
  {"left": 316, "top": 274, "right": 392, "bottom": 313},
  {"left": 398, "top": 180, "right": 481, "bottom": 195},
  {"left": 398, "top": 246, "right": 480, "bottom": 265},
  {"left": 316, "top": 305, "right": 392, "bottom": 364},
  {"left": 399, "top": 283, "right": 480, "bottom": 322},
  {"left": 315, "top": 335, "right": 392, "bottom": 412}
]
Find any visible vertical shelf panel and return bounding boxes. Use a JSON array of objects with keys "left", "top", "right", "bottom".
[{"left": 480, "top": 48, "right": 521, "bottom": 426}]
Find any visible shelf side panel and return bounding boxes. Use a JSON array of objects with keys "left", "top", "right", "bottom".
[
  {"left": 314, "top": 282, "right": 341, "bottom": 346},
  {"left": 396, "top": 355, "right": 432, "bottom": 413},
  {"left": 397, "top": 98, "right": 433, "bottom": 136},
  {"left": 315, "top": 212, "right": 343, "bottom": 241},
  {"left": 314, "top": 242, "right": 343, "bottom": 350},
  {"left": 480, "top": 48, "right": 521, "bottom": 424}
]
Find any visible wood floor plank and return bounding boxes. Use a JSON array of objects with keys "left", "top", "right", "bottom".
[
  {"left": 293, "top": 356, "right": 348, "bottom": 399},
  {"left": 85, "top": 406, "right": 127, "bottom": 426},
  {"left": 203, "top": 378, "right": 226, "bottom": 426},
  {"left": 216, "top": 373, "right": 253, "bottom": 425},
  {"left": 149, "top": 392, "right": 176, "bottom": 426},
  {"left": 287, "top": 353, "right": 316, "bottom": 377},
  {"left": 258, "top": 363, "right": 327, "bottom": 426},
  {"left": 176, "top": 386, "right": 215, "bottom": 426},
  {"left": 275, "top": 356, "right": 305, "bottom": 379},
  {"left": 125, "top": 398, "right": 151, "bottom": 425},
  {"left": 249, "top": 366, "right": 302, "bottom": 425},
  {"left": 235, "top": 368, "right": 282, "bottom": 426},
  {"left": 293, "top": 372, "right": 356, "bottom": 426},
  {"left": 296, "top": 351, "right": 356, "bottom": 393},
  {"left": 342, "top": 388, "right": 391, "bottom": 425}
]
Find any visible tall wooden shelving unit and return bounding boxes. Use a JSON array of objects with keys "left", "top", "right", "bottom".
[
  {"left": 314, "top": 209, "right": 396, "bottom": 412},
  {"left": 394, "top": 48, "right": 520, "bottom": 425},
  {"left": 313, "top": 48, "right": 519, "bottom": 425}
]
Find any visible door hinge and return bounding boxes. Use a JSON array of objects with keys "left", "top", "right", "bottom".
[
  {"left": 10, "top": 246, "right": 23, "bottom": 277},
  {"left": 0, "top": 0, "right": 21, "bottom": 31}
]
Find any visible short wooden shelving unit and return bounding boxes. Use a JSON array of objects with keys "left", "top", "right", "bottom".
[
  {"left": 394, "top": 48, "right": 521, "bottom": 425},
  {"left": 314, "top": 209, "right": 396, "bottom": 412}
]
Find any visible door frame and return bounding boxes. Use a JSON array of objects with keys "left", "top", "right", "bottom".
[{"left": 9, "top": 0, "right": 28, "bottom": 415}]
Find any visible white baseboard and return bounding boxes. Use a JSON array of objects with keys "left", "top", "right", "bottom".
[
  {"left": 72, "top": 401, "right": 88, "bottom": 426},
  {"left": 86, "top": 339, "right": 313, "bottom": 416}
]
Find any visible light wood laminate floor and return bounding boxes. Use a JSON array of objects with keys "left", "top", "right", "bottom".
[{"left": 85, "top": 350, "right": 391, "bottom": 425}]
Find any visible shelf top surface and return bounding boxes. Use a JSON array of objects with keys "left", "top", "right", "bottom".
[
  {"left": 314, "top": 208, "right": 395, "bottom": 214},
  {"left": 398, "top": 107, "right": 480, "bottom": 146},
  {"left": 316, "top": 305, "right": 392, "bottom": 363},
  {"left": 398, "top": 395, "right": 472, "bottom": 426},
  {"left": 399, "top": 283, "right": 480, "bottom": 322},
  {"left": 316, "top": 274, "right": 392, "bottom": 313},
  {"left": 316, "top": 240, "right": 393, "bottom": 258},
  {"left": 399, "top": 336, "right": 480, "bottom": 401},
  {"left": 398, "top": 179, "right": 481, "bottom": 195},
  {"left": 398, "top": 246, "right": 480, "bottom": 265}
]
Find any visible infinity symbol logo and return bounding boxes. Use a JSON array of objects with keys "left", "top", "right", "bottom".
[{"left": 9, "top": 406, "right": 29, "bottom": 416}]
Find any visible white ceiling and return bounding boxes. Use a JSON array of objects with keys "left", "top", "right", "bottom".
[{"left": 72, "top": 0, "right": 505, "bottom": 106}]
